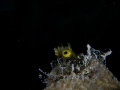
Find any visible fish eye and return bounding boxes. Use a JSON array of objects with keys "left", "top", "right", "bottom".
[
  {"left": 64, "top": 51, "right": 68, "bottom": 54},
  {"left": 62, "top": 50, "right": 71, "bottom": 57}
]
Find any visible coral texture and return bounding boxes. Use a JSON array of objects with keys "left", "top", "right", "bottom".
[{"left": 40, "top": 44, "right": 120, "bottom": 90}]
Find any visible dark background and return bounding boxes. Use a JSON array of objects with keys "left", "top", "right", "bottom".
[{"left": 2, "top": 0, "right": 120, "bottom": 90}]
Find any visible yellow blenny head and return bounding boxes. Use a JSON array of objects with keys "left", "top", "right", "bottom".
[{"left": 54, "top": 44, "right": 77, "bottom": 59}]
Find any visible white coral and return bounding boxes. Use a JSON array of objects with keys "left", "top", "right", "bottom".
[{"left": 41, "top": 44, "right": 120, "bottom": 90}]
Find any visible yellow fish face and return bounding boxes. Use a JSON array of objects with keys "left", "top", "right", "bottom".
[{"left": 54, "top": 45, "right": 77, "bottom": 59}]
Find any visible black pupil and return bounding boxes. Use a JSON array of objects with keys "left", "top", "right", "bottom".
[{"left": 64, "top": 51, "right": 68, "bottom": 54}]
